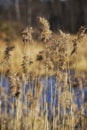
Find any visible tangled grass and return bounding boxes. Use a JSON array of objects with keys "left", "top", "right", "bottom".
[{"left": 0, "top": 17, "right": 87, "bottom": 130}]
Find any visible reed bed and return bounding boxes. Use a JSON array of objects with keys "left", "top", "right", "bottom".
[{"left": 0, "top": 17, "right": 87, "bottom": 130}]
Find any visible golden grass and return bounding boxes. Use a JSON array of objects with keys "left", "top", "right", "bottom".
[
  {"left": 0, "top": 39, "right": 45, "bottom": 75},
  {"left": 0, "top": 18, "right": 87, "bottom": 130},
  {"left": 0, "top": 34, "right": 87, "bottom": 75},
  {"left": 70, "top": 36, "right": 87, "bottom": 72}
]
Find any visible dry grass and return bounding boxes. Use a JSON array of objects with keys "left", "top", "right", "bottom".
[
  {"left": 0, "top": 35, "right": 87, "bottom": 75},
  {"left": 0, "top": 39, "right": 45, "bottom": 75},
  {"left": 0, "top": 17, "right": 87, "bottom": 130},
  {"left": 70, "top": 35, "right": 87, "bottom": 72}
]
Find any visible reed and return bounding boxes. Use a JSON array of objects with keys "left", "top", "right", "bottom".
[{"left": 0, "top": 17, "right": 87, "bottom": 130}]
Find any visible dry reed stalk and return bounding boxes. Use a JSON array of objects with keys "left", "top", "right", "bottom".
[
  {"left": 38, "top": 17, "right": 52, "bottom": 43},
  {"left": 50, "top": 77, "right": 53, "bottom": 115},
  {"left": 0, "top": 17, "right": 87, "bottom": 130}
]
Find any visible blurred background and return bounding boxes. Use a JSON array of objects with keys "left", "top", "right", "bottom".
[
  {"left": 0, "top": 0, "right": 87, "bottom": 35},
  {"left": 0, "top": 0, "right": 87, "bottom": 73}
]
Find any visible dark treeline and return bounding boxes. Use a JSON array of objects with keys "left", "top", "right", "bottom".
[{"left": 0, "top": 0, "right": 87, "bottom": 33}]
